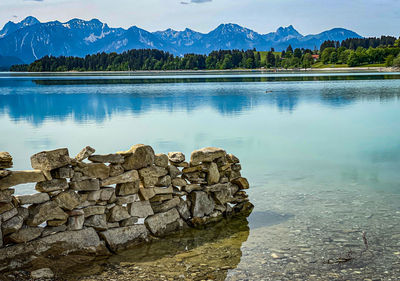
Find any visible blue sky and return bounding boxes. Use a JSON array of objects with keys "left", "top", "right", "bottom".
[{"left": 0, "top": 0, "right": 399, "bottom": 37}]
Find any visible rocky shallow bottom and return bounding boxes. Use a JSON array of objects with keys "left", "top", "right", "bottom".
[
  {"left": 2, "top": 181, "right": 399, "bottom": 281},
  {"left": 73, "top": 182, "right": 399, "bottom": 281}
]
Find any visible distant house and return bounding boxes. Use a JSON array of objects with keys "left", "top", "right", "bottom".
[{"left": 312, "top": 54, "right": 320, "bottom": 61}]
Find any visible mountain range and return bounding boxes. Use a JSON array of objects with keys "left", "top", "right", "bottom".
[{"left": 0, "top": 16, "right": 362, "bottom": 67}]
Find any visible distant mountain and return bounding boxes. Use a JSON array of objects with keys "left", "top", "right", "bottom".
[
  {"left": 0, "top": 55, "right": 24, "bottom": 70},
  {"left": 0, "top": 17, "right": 362, "bottom": 67}
]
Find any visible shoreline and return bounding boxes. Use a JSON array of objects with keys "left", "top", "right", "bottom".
[{"left": 2, "top": 66, "right": 399, "bottom": 76}]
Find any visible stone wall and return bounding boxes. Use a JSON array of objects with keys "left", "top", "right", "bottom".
[{"left": 0, "top": 145, "right": 252, "bottom": 272}]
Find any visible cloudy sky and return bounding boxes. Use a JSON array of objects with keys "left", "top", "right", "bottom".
[{"left": 0, "top": 0, "right": 399, "bottom": 37}]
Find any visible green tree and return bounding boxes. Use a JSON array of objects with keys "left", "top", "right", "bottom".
[
  {"left": 266, "top": 51, "right": 276, "bottom": 68},
  {"left": 321, "top": 47, "right": 335, "bottom": 64},
  {"left": 221, "top": 54, "right": 233, "bottom": 69},
  {"left": 393, "top": 54, "right": 400, "bottom": 67},
  {"left": 385, "top": 55, "right": 395, "bottom": 66},
  {"left": 302, "top": 53, "right": 313, "bottom": 69},
  {"left": 294, "top": 48, "right": 302, "bottom": 59},
  {"left": 330, "top": 51, "right": 338, "bottom": 63},
  {"left": 286, "top": 45, "right": 293, "bottom": 54}
]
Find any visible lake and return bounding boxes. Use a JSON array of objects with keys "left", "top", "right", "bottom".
[{"left": 1, "top": 71, "right": 400, "bottom": 280}]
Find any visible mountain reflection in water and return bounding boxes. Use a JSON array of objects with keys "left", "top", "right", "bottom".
[{"left": 1, "top": 74, "right": 400, "bottom": 125}]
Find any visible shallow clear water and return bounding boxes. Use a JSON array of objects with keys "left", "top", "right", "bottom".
[{"left": 1, "top": 72, "right": 400, "bottom": 280}]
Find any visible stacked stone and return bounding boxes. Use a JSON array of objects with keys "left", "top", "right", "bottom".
[
  {"left": 0, "top": 152, "right": 15, "bottom": 248},
  {"left": 0, "top": 144, "right": 252, "bottom": 261},
  {"left": 172, "top": 147, "right": 250, "bottom": 227}
]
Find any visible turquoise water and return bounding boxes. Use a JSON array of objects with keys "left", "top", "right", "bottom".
[{"left": 1, "top": 72, "right": 400, "bottom": 279}]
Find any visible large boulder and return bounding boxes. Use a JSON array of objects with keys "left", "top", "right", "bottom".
[
  {"left": 116, "top": 194, "right": 139, "bottom": 205},
  {"left": 84, "top": 214, "right": 108, "bottom": 231},
  {"left": 171, "top": 178, "right": 188, "bottom": 188},
  {"left": 1, "top": 215, "right": 24, "bottom": 235},
  {"left": 138, "top": 166, "right": 168, "bottom": 188},
  {"left": 30, "top": 148, "right": 70, "bottom": 171},
  {"left": 67, "top": 215, "right": 84, "bottom": 231},
  {"left": 88, "top": 154, "right": 124, "bottom": 164},
  {"left": 27, "top": 201, "right": 69, "bottom": 226},
  {"left": 54, "top": 191, "right": 80, "bottom": 210},
  {"left": 0, "top": 152, "right": 13, "bottom": 169},
  {"left": 190, "top": 147, "right": 226, "bottom": 166},
  {"left": 0, "top": 189, "right": 14, "bottom": 203},
  {"left": 0, "top": 207, "right": 18, "bottom": 222},
  {"left": 121, "top": 144, "right": 155, "bottom": 170},
  {"left": 6, "top": 227, "right": 43, "bottom": 243},
  {"left": 0, "top": 170, "right": 11, "bottom": 179},
  {"left": 128, "top": 200, "right": 154, "bottom": 218},
  {"left": 167, "top": 165, "right": 181, "bottom": 179},
  {"left": 207, "top": 162, "right": 220, "bottom": 185},
  {"left": 35, "top": 178, "right": 68, "bottom": 193},
  {"left": 74, "top": 163, "right": 110, "bottom": 180},
  {"left": 177, "top": 199, "right": 191, "bottom": 220},
  {"left": 70, "top": 179, "right": 100, "bottom": 191},
  {"left": 30, "top": 268, "right": 54, "bottom": 279},
  {"left": 0, "top": 202, "right": 14, "bottom": 215},
  {"left": 108, "top": 206, "right": 130, "bottom": 222},
  {"left": 207, "top": 183, "right": 239, "bottom": 205},
  {"left": 100, "top": 170, "right": 139, "bottom": 186},
  {"left": 16, "top": 193, "right": 50, "bottom": 205},
  {"left": 83, "top": 206, "right": 106, "bottom": 217},
  {"left": 168, "top": 152, "right": 185, "bottom": 164},
  {"left": 154, "top": 153, "right": 169, "bottom": 168},
  {"left": 151, "top": 197, "right": 180, "bottom": 213},
  {"left": 115, "top": 181, "right": 139, "bottom": 196},
  {"left": 188, "top": 191, "right": 215, "bottom": 218},
  {"left": 0, "top": 228, "right": 109, "bottom": 271},
  {"left": 51, "top": 166, "right": 74, "bottom": 179},
  {"left": 231, "top": 177, "right": 250, "bottom": 190},
  {"left": 99, "top": 225, "right": 149, "bottom": 252},
  {"left": 145, "top": 208, "right": 184, "bottom": 236},
  {"left": 0, "top": 171, "right": 46, "bottom": 190},
  {"left": 109, "top": 164, "right": 124, "bottom": 177},
  {"left": 156, "top": 175, "right": 171, "bottom": 187}
]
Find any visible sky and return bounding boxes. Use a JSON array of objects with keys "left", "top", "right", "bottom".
[{"left": 0, "top": 0, "right": 399, "bottom": 37}]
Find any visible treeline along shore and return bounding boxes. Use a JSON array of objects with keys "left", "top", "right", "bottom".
[{"left": 10, "top": 36, "right": 400, "bottom": 72}]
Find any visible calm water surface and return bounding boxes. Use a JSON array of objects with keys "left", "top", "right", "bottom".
[{"left": 0, "top": 72, "right": 399, "bottom": 280}]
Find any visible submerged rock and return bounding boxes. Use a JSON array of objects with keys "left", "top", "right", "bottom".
[
  {"left": 0, "top": 228, "right": 109, "bottom": 271},
  {"left": 189, "top": 191, "right": 215, "bottom": 218},
  {"left": 30, "top": 268, "right": 54, "bottom": 279},
  {"left": 145, "top": 208, "right": 184, "bottom": 236},
  {"left": 100, "top": 225, "right": 149, "bottom": 252},
  {"left": 7, "top": 227, "right": 43, "bottom": 243}
]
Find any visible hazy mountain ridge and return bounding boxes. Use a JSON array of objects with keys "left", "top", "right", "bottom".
[{"left": 0, "top": 17, "right": 362, "bottom": 65}]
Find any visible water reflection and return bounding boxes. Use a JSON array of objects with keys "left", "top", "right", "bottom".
[
  {"left": 64, "top": 211, "right": 290, "bottom": 280},
  {"left": 0, "top": 76, "right": 399, "bottom": 125}
]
